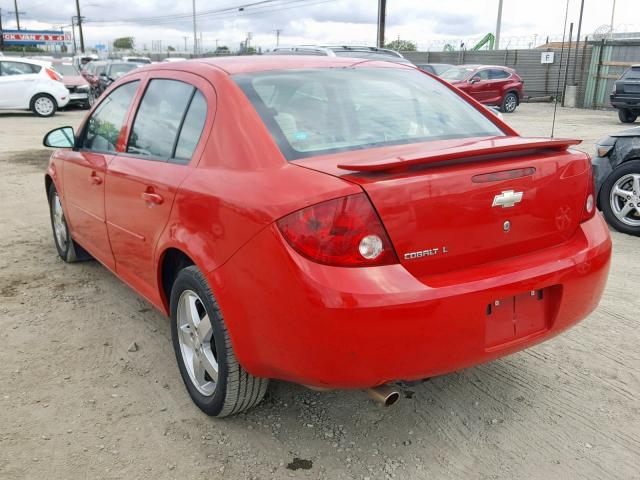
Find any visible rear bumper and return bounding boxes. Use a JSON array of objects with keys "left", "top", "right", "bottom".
[
  {"left": 610, "top": 94, "right": 640, "bottom": 110},
  {"left": 209, "top": 214, "right": 611, "bottom": 388}
]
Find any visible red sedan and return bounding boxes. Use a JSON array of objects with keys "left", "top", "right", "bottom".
[
  {"left": 43, "top": 56, "right": 611, "bottom": 417},
  {"left": 441, "top": 64, "right": 524, "bottom": 113}
]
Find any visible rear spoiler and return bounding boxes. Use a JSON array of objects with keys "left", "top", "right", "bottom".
[{"left": 336, "top": 137, "right": 582, "bottom": 172}]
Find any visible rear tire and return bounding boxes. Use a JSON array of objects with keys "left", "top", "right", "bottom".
[
  {"left": 599, "top": 159, "right": 640, "bottom": 236},
  {"left": 500, "top": 92, "right": 518, "bottom": 113},
  {"left": 31, "top": 94, "right": 57, "bottom": 117},
  {"left": 618, "top": 108, "right": 638, "bottom": 124},
  {"left": 48, "top": 184, "right": 92, "bottom": 262},
  {"left": 170, "top": 265, "right": 269, "bottom": 417}
]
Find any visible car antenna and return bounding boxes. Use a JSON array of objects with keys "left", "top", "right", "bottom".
[{"left": 551, "top": 0, "right": 570, "bottom": 138}]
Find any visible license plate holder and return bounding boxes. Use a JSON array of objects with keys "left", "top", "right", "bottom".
[{"left": 485, "top": 288, "right": 550, "bottom": 348}]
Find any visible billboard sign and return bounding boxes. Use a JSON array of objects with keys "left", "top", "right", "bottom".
[{"left": 2, "top": 30, "right": 71, "bottom": 46}]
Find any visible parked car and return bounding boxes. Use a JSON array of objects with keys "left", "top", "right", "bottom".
[
  {"left": 163, "top": 57, "right": 189, "bottom": 63},
  {"left": 81, "top": 60, "right": 107, "bottom": 92},
  {"left": 121, "top": 56, "right": 152, "bottom": 64},
  {"left": 440, "top": 64, "right": 524, "bottom": 113},
  {"left": 415, "top": 63, "right": 455, "bottom": 76},
  {"left": 94, "top": 61, "right": 141, "bottom": 96},
  {"left": 0, "top": 57, "right": 69, "bottom": 116},
  {"left": 51, "top": 60, "right": 92, "bottom": 109},
  {"left": 592, "top": 127, "right": 640, "bottom": 235},
  {"left": 610, "top": 64, "right": 640, "bottom": 124},
  {"left": 42, "top": 56, "right": 610, "bottom": 416},
  {"left": 269, "top": 45, "right": 412, "bottom": 64}
]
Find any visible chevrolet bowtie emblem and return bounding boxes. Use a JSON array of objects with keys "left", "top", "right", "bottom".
[{"left": 492, "top": 190, "right": 523, "bottom": 208}]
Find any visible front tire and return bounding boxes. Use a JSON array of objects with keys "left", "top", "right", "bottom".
[
  {"left": 618, "top": 108, "right": 638, "bottom": 124},
  {"left": 48, "top": 184, "right": 91, "bottom": 262},
  {"left": 500, "top": 92, "right": 518, "bottom": 113},
  {"left": 600, "top": 160, "right": 640, "bottom": 236},
  {"left": 170, "top": 266, "right": 268, "bottom": 417},
  {"left": 31, "top": 93, "right": 57, "bottom": 117}
]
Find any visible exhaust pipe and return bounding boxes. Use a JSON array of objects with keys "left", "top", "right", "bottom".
[{"left": 367, "top": 385, "right": 400, "bottom": 407}]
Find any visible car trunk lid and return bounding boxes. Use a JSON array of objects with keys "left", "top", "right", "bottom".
[{"left": 293, "top": 136, "right": 591, "bottom": 279}]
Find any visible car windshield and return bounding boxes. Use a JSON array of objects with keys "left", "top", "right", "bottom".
[
  {"left": 55, "top": 63, "right": 77, "bottom": 76},
  {"left": 622, "top": 67, "right": 640, "bottom": 80},
  {"left": 440, "top": 66, "right": 476, "bottom": 81},
  {"left": 110, "top": 63, "right": 137, "bottom": 77},
  {"left": 234, "top": 67, "right": 504, "bottom": 161}
]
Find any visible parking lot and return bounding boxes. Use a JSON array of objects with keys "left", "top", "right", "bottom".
[{"left": 0, "top": 103, "right": 638, "bottom": 479}]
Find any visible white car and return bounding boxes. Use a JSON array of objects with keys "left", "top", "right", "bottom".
[{"left": 0, "top": 58, "right": 70, "bottom": 117}]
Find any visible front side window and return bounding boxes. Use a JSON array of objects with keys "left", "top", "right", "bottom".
[
  {"left": 82, "top": 81, "right": 139, "bottom": 152},
  {"left": 0, "top": 61, "right": 40, "bottom": 76},
  {"left": 127, "top": 79, "right": 204, "bottom": 161},
  {"left": 440, "top": 66, "right": 477, "bottom": 81},
  {"left": 235, "top": 68, "right": 504, "bottom": 161}
]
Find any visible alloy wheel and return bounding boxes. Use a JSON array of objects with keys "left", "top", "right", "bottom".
[
  {"left": 51, "top": 193, "right": 68, "bottom": 251},
  {"left": 610, "top": 173, "right": 640, "bottom": 227},
  {"left": 504, "top": 95, "right": 517, "bottom": 112},
  {"left": 176, "top": 290, "right": 219, "bottom": 396}
]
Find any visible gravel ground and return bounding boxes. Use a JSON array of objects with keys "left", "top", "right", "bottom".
[{"left": 0, "top": 104, "right": 638, "bottom": 480}]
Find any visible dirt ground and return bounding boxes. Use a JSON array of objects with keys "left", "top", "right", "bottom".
[{"left": 0, "top": 104, "right": 638, "bottom": 480}]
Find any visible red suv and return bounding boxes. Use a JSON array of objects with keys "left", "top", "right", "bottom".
[{"left": 441, "top": 64, "right": 524, "bottom": 113}]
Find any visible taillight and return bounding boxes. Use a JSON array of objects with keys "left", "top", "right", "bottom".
[
  {"left": 45, "top": 68, "right": 62, "bottom": 82},
  {"left": 582, "top": 164, "right": 596, "bottom": 222},
  {"left": 276, "top": 193, "right": 398, "bottom": 267}
]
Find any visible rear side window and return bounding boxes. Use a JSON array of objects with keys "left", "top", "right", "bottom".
[
  {"left": 0, "top": 61, "right": 40, "bottom": 76},
  {"left": 490, "top": 69, "right": 510, "bottom": 79},
  {"left": 174, "top": 91, "right": 207, "bottom": 163},
  {"left": 127, "top": 79, "right": 206, "bottom": 162},
  {"left": 82, "top": 81, "right": 139, "bottom": 152},
  {"left": 622, "top": 67, "right": 640, "bottom": 80}
]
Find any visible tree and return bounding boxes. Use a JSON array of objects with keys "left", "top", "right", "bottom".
[
  {"left": 167, "top": 45, "right": 176, "bottom": 52},
  {"left": 384, "top": 39, "right": 417, "bottom": 52},
  {"left": 113, "top": 37, "right": 134, "bottom": 50},
  {"left": 215, "top": 45, "right": 229, "bottom": 54}
]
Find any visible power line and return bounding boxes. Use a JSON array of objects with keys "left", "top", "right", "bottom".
[{"left": 86, "top": 0, "right": 298, "bottom": 25}]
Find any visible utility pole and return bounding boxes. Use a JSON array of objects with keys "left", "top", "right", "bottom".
[
  {"left": 215, "top": 38, "right": 219, "bottom": 50},
  {"left": 183, "top": 36, "right": 188, "bottom": 52},
  {"left": 572, "top": 0, "right": 585, "bottom": 84},
  {"left": 609, "top": 0, "right": 616, "bottom": 38},
  {"left": 13, "top": 0, "right": 20, "bottom": 30},
  {"left": 0, "top": 9, "right": 4, "bottom": 51},
  {"left": 495, "top": 0, "right": 503, "bottom": 50},
  {"left": 192, "top": 0, "right": 197, "bottom": 55},
  {"left": 376, "top": 0, "right": 386, "bottom": 48},
  {"left": 71, "top": 16, "right": 77, "bottom": 54},
  {"left": 74, "top": 0, "right": 85, "bottom": 53},
  {"left": 274, "top": 29, "right": 282, "bottom": 47}
]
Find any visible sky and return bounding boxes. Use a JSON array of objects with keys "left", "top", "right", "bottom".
[{"left": 1, "top": 0, "right": 638, "bottom": 52}]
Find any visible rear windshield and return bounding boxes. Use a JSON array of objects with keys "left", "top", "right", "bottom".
[
  {"left": 622, "top": 67, "right": 640, "bottom": 80},
  {"left": 234, "top": 67, "right": 504, "bottom": 160}
]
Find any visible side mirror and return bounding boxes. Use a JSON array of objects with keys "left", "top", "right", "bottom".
[
  {"left": 43, "top": 126, "right": 75, "bottom": 148},
  {"left": 469, "top": 76, "right": 481, "bottom": 84}
]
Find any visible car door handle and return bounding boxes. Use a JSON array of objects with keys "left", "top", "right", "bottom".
[
  {"left": 89, "top": 172, "right": 102, "bottom": 185},
  {"left": 141, "top": 191, "right": 164, "bottom": 205}
]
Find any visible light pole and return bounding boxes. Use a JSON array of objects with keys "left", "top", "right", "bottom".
[
  {"left": 377, "top": 0, "right": 386, "bottom": 48},
  {"left": 192, "top": 0, "right": 197, "bottom": 55},
  {"left": 609, "top": 0, "right": 616, "bottom": 38},
  {"left": 495, "top": 0, "right": 503, "bottom": 50}
]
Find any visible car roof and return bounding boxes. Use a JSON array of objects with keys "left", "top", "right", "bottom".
[
  {"left": 170, "top": 55, "right": 416, "bottom": 75},
  {"left": 1, "top": 57, "right": 50, "bottom": 67}
]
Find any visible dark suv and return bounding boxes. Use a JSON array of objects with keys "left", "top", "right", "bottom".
[
  {"left": 611, "top": 65, "right": 640, "bottom": 123},
  {"left": 95, "top": 62, "right": 140, "bottom": 96}
]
